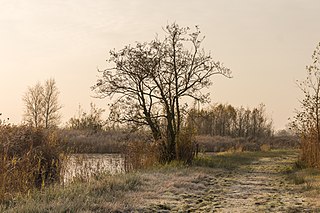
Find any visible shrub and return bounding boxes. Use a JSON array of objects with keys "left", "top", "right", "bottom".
[
  {"left": 0, "top": 125, "right": 65, "bottom": 202},
  {"left": 176, "top": 127, "right": 197, "bottom": 165},
  {"left": 124, "top": 141, "right": 160, "bottom": 171}
]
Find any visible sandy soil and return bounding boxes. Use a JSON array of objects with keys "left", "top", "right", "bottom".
[{"left": 130, "top": 152, "right": 320, "bottom": 212}]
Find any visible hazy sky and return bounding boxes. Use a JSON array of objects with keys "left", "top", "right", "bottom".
[{"left": 1, "top": 0, "right": 320, "bottom": 130}]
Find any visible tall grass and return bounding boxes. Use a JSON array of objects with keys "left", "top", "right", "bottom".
[
  {"left": 124, "top": 141, "right": 160, "bottom": 171},
  {"left": 0, "top": 125, "right": 65, "bottom": 203},
  {"left": 300, "top": 131, "right": 320, "bottom": 168}
]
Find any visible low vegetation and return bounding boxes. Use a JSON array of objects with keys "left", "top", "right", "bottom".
[
  {"left": 58, "top": 129, "right": 150, "bottom": 154},
  {"left": 0, "top": 125, "right": 65, "bottom": 203},
  {"left": 1, "top": 149, "right": 319, "bottom": 212},
  {"left": 285, "top": 160, "right": 320, "bottom": 191},
  {"left": 0, "top": 118, "right": 297, "bottom": 199},
  {"left": 0, "top": 174, "right": 141, "bottom": 212}
]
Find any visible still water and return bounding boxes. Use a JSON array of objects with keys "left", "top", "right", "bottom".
[{"left": 61, "top": 154, "right": 125, "bottom": 184}]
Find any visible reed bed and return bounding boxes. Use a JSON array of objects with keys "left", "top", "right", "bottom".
[
  {"left": 0, "top": 125, "right": 65, "bottom": 203},
  {"left": 59, "top": 129, "right": 152, "bottom": 154}
]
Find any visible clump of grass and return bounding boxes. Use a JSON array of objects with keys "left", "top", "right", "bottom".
[
  {"left": 284, "top": 159, "right": 320, "bottom": 194},
  {"left": 0, "top": 125, "right": 65, "bottom": 203},
  {"left": 286, "top": 172, "right": 306, "bottom": 185}
]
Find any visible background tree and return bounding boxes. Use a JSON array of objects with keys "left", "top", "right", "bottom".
[
  {"left": 23, "top": 79, "right": 62, "bottom": 128},
  {"left": 292, "top": 42, "right": 320, "bottom": 168},
  {"left": 93, "top": 23, "right": 231, "bottom": 162},
  {"left": 42, "top": 78, "right": 62, "bottom": 128},
  {"left": 67, "top": 103, "right": 105, "bottom": 132},
  {"left": 23, "top": 82, "right": 44, "bottom": 128}
]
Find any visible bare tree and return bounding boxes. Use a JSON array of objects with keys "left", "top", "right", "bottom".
[
  {"left": 23, "top": 79, "right": 62, "bottom": 128},
  {"left": 42, "top": 79, "right": 62, "bottom": 128},
  {"left": 292, "top": 42, "right": 320, "bottom": 167},
  {"left": 92, "top": 23, "right": 231, "bottom": 161},
  {"left": 23, "top": 82, "right": 44, "bottom": 128}
]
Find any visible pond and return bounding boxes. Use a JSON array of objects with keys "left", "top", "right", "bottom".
[{"left": 61, "top": 153, "right": 125, "bottom": 184}]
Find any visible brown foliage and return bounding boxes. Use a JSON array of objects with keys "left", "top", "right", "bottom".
[
  {"left": 300, "top": 131, "right": 320, "bottom": 168},
  {"left": 176, "top": 127, "right": 197, "bottom": 165},
  {"left": 0, "top": 125, "right": 64, "bottom": 202},
  {"left": 291, "top": 42, "right": 320, "bottom": 168},
  {"left": 124, "top": 141, "right": 160, "bottom": 171}
]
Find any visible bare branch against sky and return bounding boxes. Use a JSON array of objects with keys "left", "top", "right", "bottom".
[{"left": 0, "top": 0, "right": 320, "bottom": 129}]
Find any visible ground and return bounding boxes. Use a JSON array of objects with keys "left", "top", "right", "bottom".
[{"left": 132, "top": 150, "right": 320, "bottom": 212}]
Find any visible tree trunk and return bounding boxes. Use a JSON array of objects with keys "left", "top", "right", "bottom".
[{"left": 166, "top": 113, "right": 176, "bottom": 162}]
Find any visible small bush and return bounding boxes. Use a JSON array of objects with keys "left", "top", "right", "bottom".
[
  {"left": 260, "top": 144, "right": 271, "bottom": 152},
  {"left": 176, "top": 127, "right": 197, "bottom": 164},
  {"left": 124, "top": 141, "right": 160, "bottom": 171},
  {"left": 287, "top": 173, "right": 306, "bottom": 185}
]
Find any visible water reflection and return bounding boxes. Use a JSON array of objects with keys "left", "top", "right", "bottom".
[{"left": 61, "top": 154, "right": 125, "bottom": 184}]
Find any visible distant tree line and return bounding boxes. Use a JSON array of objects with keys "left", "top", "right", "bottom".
[{"left": 188, "top": 103, "right": 273, "bottom": 139}]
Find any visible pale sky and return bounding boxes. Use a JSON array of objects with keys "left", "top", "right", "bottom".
[{"left": 1, "top": 0, "right": 320, "bottom": 130}]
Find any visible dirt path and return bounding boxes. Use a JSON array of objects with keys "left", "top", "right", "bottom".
[{"left": 134, "top": 151, "right": 319, "bottom": 212}]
